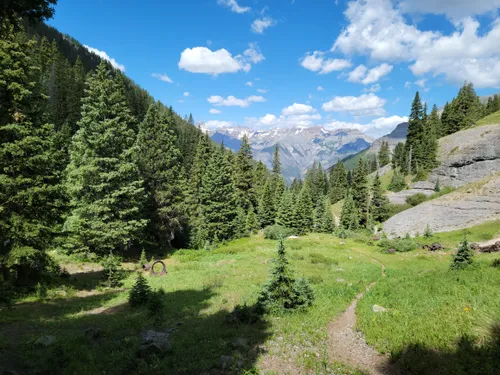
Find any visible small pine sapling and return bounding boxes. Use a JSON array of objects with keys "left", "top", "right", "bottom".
[
  {"left": 139, "top": 249, "right": 148, "bottom": 268},
  {"left": 129, "top": 273, "right": 152, "bottom": 307},
  {"left": 101, "top": 252, "right": 124, "bottom": 288},
  {"left": 434, "top": 178, "right": 441, "bottom": 192},
  {"left": 424, "top": 224, "right": 433, "bottom": 238},
  {"left": 451, "top": 237, "right": 475, "bottom": 270}
]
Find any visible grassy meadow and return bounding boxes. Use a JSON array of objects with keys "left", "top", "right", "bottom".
[{"left": 1, "top": 222, "right": 499, "bottom": 374}]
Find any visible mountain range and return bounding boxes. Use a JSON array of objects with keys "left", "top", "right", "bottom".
[{"left": 201, "top": 124, "right": 376, "bottom": 181}]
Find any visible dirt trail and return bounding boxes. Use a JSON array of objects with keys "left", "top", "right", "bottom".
[{"left": 326, "top": 256, "right": 400, "bottom": 375}]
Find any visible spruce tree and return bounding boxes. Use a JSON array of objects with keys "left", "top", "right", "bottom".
[
  {"left": 187, "top": 131, "right": 212, "bottom": 217},
  {"left": 199, "top": 143, "right": 239, "bottom": 244},
  {"left": 253, "top": 161, "right": 268, "bottom": 201},
  {"left": 272, "top": 144, "right": 281, "bottom": 175},
  {"left": 441, "top": 102, "right": 451, "bottom": 136},
  {"left": 405, "top": 91, "right": 424, "bottom": 174},
  {"left": 313, "top": 198, "right": 326, "bottom": 233},
  {"left": 234, "top": 206, "right": 248, "bottom": 239},
  {"left": 340, "top": 194, "right": 359, "bottom": 230},
  {"left": 378, "top": 141, "right": 390, "bottom": 167},
  {"left": 392, "top": 142, "right": 406, "bottom": 171},
  {"left": 370, "top": 173, "right": 390, "bottom": 223},
  {"left": 276, "top": 189, "right": 295, "bottom": 229},
  {"left": 64, "top": 62, "right": 146, "bottom": 255},
  {"left": 258, "top": 179, "right": 277, "bottom": 228},
  {"left": 389, "top": 169, "right": 407, "bottom": 192},
  {"left": 329, "top": 161, "right": 348, "bottom": 203},
  {"left": 0, "top": 22, "right": 63, "bottom": 283},
  {"left": 352, "top": 159, "right": 369, "bottom": 227},
  {"left": 235, "top": 134, "right": 256, "bottom": 210},
  {"left": 294, "top": 184, "right": 313, "bottom": 235},
  {"left": 451, "top": 237, "right": 474, "bottom": 270},
  {"left": 245, "top": 205, "right": 259, "bottom": 234},
  {"left": 137, "top": 101, "right": 185, "bottom": 247},
  {"left": 320, "top": 197, "right": 335, "bottom": 233}
]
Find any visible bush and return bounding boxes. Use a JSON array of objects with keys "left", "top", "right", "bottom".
[
  {"left": 258, "top": 238, "right": 314, "bottom": 313},
  {"left": 424, "top": 224, "right": 434, "bottom": 238},
  {"left": 101, "top": 252, "right": 124, "bottom": 288},
  {"left": 263, "top": 225, "right": 294, "bottom": 240},
  {"left": 388, "top": 203, "right": 412, "bottom": 218},
  {"left": 406, "top": 193, "right": 428, "bottom": 207},
  {"left": 128, "top": 273, "right": 151, "bottom": 307},
  {"left": 377, "top": 237, "right": 418, "bottom": 252},
  {"left": 491, "top": 259, "right": 500, "bottom": 268},
  {"left": 451, "top": 238, "right": 474, "bottom": 270}
]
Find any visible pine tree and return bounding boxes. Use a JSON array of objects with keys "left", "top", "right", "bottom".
[
  {"left": 441, "top": 101, "right": 451, "bottom": 136},
  {"left": 245, "top": 205, "right": 259, "bottom": 234},
  {"left": 64, "top": 62, "right": 147, "bottom": 255},
  {"left": 276, "top": 189, "right": 295, "bottom": 229},
  {"left": 274, "top": 175, "right": 286, "bottom": 211},
  {"left": 340, "top": 194, "right": 359, "bottom": 230},
  {"left": 234, "top": 206, "right": 248, "bottom": 239},
  {"left": 293, "top": 184, "right": 313, "bottom": 235},
  {"left": 199, "top": 143, "right": 239, "bottom": 244},
  {"left": 235, "top": 134, "right": 256, "bottom": 210},
  {"left": 137, "top": 101, "right": 185, "bottom": 247},
  {"left": 352, "top": 159, "right": 369, "bottom": 227},
  {"left": 0, "top": 22, "right": 63, "bottom": 283},
  {"left": 329, "top": 161, "right": 348, "bottom": 203},
  {"left": 389, "top": 169, "right": 407, "bottom": 192},
  {"left": 392, "top": 142, "right": 406, "bottom": 171},
  {"left": 258, "top": 179, "right": 277, "bottom": 228},
  {"left": 187, "top": 131, "right": 212, "bottom": 217},
  {"left": 370, "top": 173, "right": 390, "bottom": 223},
  {"left": 253, "top": 161, "right": 268, "bottom": 200},
  {"left": 451, "top": 237, "right": 474, "bottom": 270},
  {"left": 313, "top": 198, "right": 326, "bottom": 233},
  {"left": 429, "top": 104, "right": 442, "bottom": 138},
  {"left": 272, "top": 144, "right": 281, "bottom": 175},
  {"left": 405, "top": 91, "right": 424, "bottom": 174},
  {"left": 378, "top": 141, "right": 390, "bottom": 167},
  {"left": 320, "top": 197, "right": 335, "bottom": 233}
]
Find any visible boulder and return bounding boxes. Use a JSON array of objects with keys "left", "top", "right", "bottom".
[
  {"left": 34, "top": 335, "right": 56, "bottom": 347},
  {"left": 479, "top": 241, "right": 500, "bottom": 253},
  {"left": 429, "top": 243, "right": 444, "bottom": 252},
  {"left": 137, "top": 330, "right": 171, "bottom": 357}
]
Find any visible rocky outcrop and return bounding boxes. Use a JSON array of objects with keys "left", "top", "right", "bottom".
[
  {"left": 383, "top": 175, "right": 500, "bottom": 237},
  {"left": 430, "top": 124, "right": 500, "bottom": 188},
  {"left": 386, "top": 181, "right": 435, "bottom": 205}
]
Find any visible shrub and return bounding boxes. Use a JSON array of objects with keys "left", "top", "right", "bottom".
[
  {"left": 35, "top": 282, "right": 47, "bottom": 299},
  {"left": 406, "top": 193, "right": 428, "bottom": 207},
  {"left": 263, "top": 225, "right": 294, "bottom": 240},
  {"left": 377, "top": 237, "right": 418, "bottom": 252},
  {"left": 139, "top": 249, "right": 148, "bottom": 268},
  {"left": 128, "top": 273, "right": 151, "bottom": 307},
  {"left": 258, "top": 238, "right": 314, "bottom": 313},
  {"left": 451, "top": 238, "right": 474, "bottom": 270},
  {"left": 388, "top": 203, "right": 412, "bottom": 218},
  {"left": 491, "top": 259, "right": 500, "bottom": 268},
  {"left": 424, "top": 224, "right": 434, "bottom": 238},
  {"left": 336, "top": 227, "right": 347, "bottom": 239},
  {"left": 101, "top": 252, "right": 124, "bottom": 288}
]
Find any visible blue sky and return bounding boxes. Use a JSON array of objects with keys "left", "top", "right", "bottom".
[{"left": 48, "top": 0, "right": 500, "bottom": 137}]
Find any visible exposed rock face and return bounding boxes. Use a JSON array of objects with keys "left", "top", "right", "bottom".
[
  {"left": 386, "top": 181, "right": 435, "bottom": 205},
  {"left": 430, "top": 124, "right": 500, "bottom": 188},
  {"left": 383, "top": 174, "right": 500, "bottom": 237}
]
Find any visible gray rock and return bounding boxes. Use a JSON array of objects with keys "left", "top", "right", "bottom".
[
  {"left": 137, "top": 330, "right": 171, "bottom": 357},
  {"left": 34, "top": 335, "right": 56, "bottom": 347},
  {"left": 372, "top": 305, "right": 387, "bottom": 313}
]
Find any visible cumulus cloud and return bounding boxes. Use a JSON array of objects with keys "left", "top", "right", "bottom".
[
  {"left": 251, "top": 17, "right": 276, "bottom": 34},
  {"left": 184, "top": 92, "right": 190, "bottom": 97},
  {"left": 151, "top": 73, "right": 173, "bottom": 83},
  {"left": 332, "top": 0, "right": 500, "bottom": 88},
  {"left": 207, "top": 95, "right": 266, "bottom": 107},
  {"left": 257, "top": 88, "right": 268, "bottom": 93},
  {"left": 317, "top": 86, "right": 324, "bottom": 91},
  {"left": 246, "top": 81, "right": 253, "bottom": 87},
  {"left": 245, "top": 113, "right": 322, "bottom": 129},
  {"left": 322, "top": 93, "right": 386, "bottom": 116},
  {"left": 178, "top": 43, "right": 264, "bottom": 75},
  {"left": 324, "top": 115, "right": 409, "bottom": 137},
  {"left": 399, "top": 0, "right": 500, "bottom": 20},
  {"left": 300, "top": 51, "right": 352, "bottom": 74},
  {"left": 84, "top": 45, "right": 125, "bottom": 71},
  {"left": 363, "top": 84, "right": 381, "bottom": 93},
  {"left": 282, "top": 103, "right": 316, "bottom": 116},
  {"left": 209, "top": 108, "right": 222, "bottom": 114},
  {"left": 205, "top": 120, "right": 234, "bottom": 129},
  {"left": 348, "top": 63, "right": 393, "bottom": 84},
  {"left": 217, "top": 0, "right": 250, "bottom": 14},
  {"left": 415, "top": 79, "right": 427, "bottom": 88}
]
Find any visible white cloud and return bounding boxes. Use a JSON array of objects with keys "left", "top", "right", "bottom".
[
  {"left": 245, "top": 113, "right": 322, "bottom": 129},
  {"left": 348, "top": 63, "right": 393, "bottom": 84},
  {"left": 152, "top": 73, "right": 173, "bottom": 83},
  {"left": 84, "top": 45, "right": 125, "bottom": 71},
  {"left": 399, "top": 0, "right": 500, "bottom": 20},
  {"left": 178, "top": 44, "right": 264, "bottom": 75},
  {"left": 324, "top": 115, "right": 409, "bottom": 137},
  {"left": 246, "top": 81, "right": 253, "bottom": 87},
  {"left": 178, "top": 99, "right": 184, "bottom": 103},
  {"left": 300, "top": 51, "right": 352, "bottom": 74},
  {"left": 282, "top": 103, "right": 316, "bottom": 116},
  {"left": 415, "top": 79, "right": 427, "bottom": 88},
  {"left": 256, "top": 88, "right": 268, "bottom": 93},
  {"left": 243, "top": 43, "right": 265, "bottom": 63},
  {"left": 184, "top": 92, "right": 190, "bottom": 97},
  {"left": 332, "top": 0, "right": 500, "bottom": 88},
  {"left": 322, "top": 93, "right": 387, "bottom": 116},
  {"left": 251, "top": 17, "right": 276, "bottom": 34},
  {"left": 217, "top": 0, "right": 250, "bottom": 14},
  {"left": 317, "top": 86, "right": 324, "bottom": 91},
  {"left": 205, "top": 120, "right": 234, "bottom": 129},
  {"left": 209, "top": 108, "right": 222, "bottom": 114},
  {"left": 207, "top": 95, "right": 266, "bottom": 107},
  {"left": 405, "top": 81, "right": 412, "bottom": 89},
  {"left": 363, "top": 84, "right": 381, "bottom": 93}
]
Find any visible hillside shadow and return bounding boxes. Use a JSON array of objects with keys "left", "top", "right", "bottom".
[
  {"left": 0, "top": 287, "right": 270, "bottom": 375},
  {"left": 391, "top": 325, "right": 500, "bottom": 375}
]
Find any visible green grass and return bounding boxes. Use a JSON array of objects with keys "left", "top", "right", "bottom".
[
  {"left": 0, "top": 235, "right": 379, "bottom": 375},
  {"left": 476, "top": 110, "right": 500, "bottom": 127}
]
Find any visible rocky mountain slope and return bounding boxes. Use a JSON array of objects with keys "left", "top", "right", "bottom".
[
  {"left": 203, "top": 125, "right": 373, "bottom": 181},
  {"left": 383, "top": 122, "right": 500, "bottom": 237}
]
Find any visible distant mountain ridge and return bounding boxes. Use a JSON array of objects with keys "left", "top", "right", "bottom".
[{"left": 201, "top": 125, "right": 374, "bottom": 181}]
